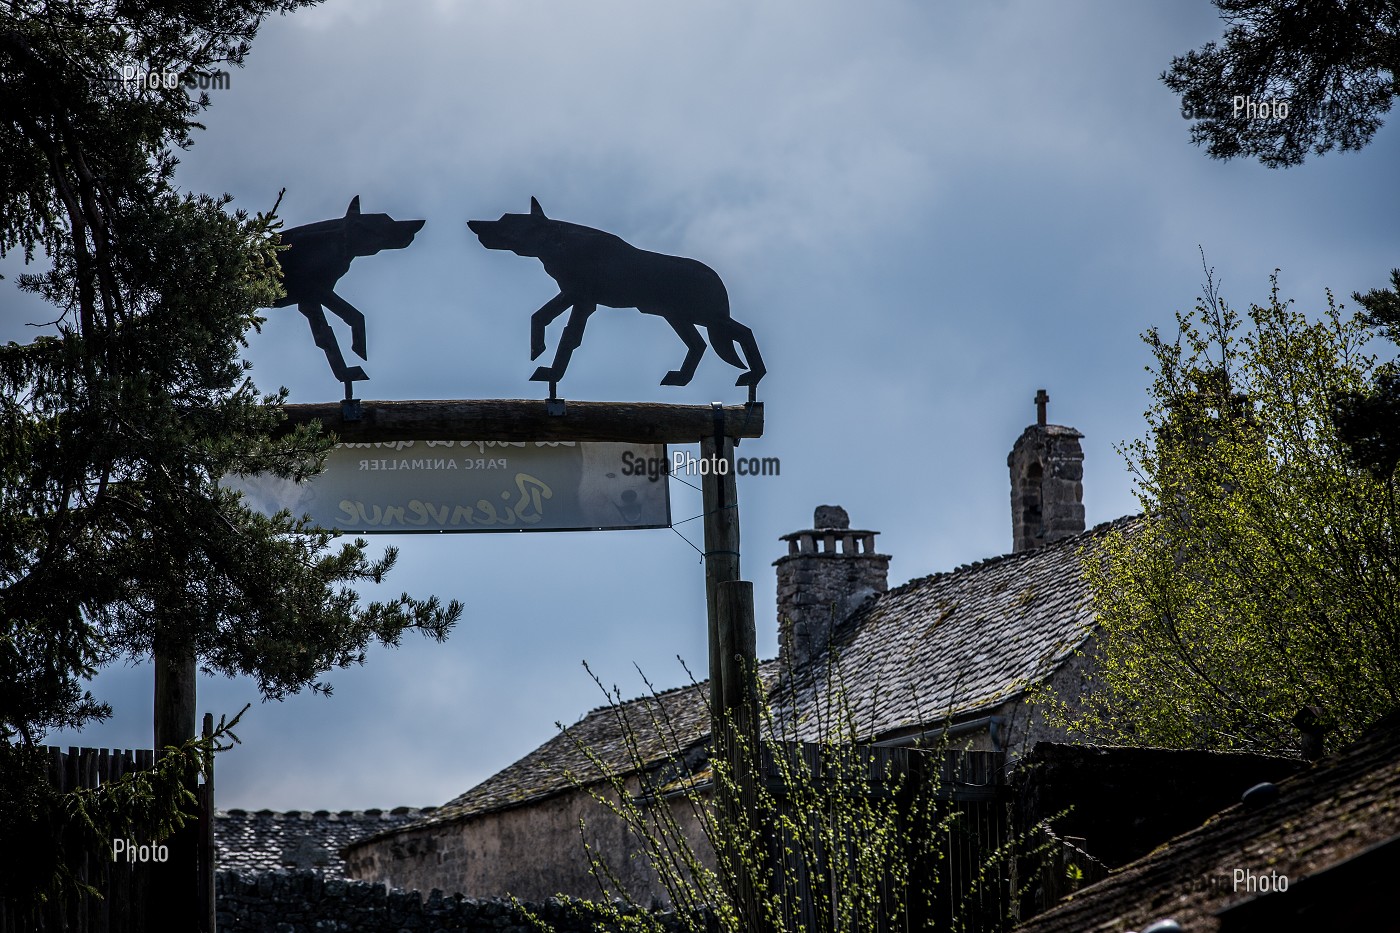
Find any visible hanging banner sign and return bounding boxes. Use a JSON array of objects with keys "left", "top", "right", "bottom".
[{"left": 228, "top": 440, "right": 671, "bottom": 533}]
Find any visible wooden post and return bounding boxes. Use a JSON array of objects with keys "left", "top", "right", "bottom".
[
  {"left": 153, "top": 641, "right": 198, "bottom": 926},
  {"left": 200, "top": 712, "right": 216, "bottom": 933},
  {"left": 700, "top": 430, "right": 740, "bottom": 716},
  {"left": 153, "top": 647, "right": 196, "bottom": 752},
  {"left": 717, "top": 581, "right": 758, "bottom": 747},
  {"left": 701, "top": 416, "right": 767, "bottom": 931},
  {"left": 717, "top": 580, "right": 763, "bottom": 929}
]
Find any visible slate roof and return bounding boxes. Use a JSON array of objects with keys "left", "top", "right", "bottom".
[
  {"left": 1013, "top": 712, "right": 1400, "bottom": 932},
  {"left": 361, "top": 517, "right": 1131, "bottom": 844},
  {"left": 215, "top": 807, "right": 436, "bottom": 875},
  {"left": 394, "top": 662, "right": 777, "bottom": 834},
  {"left": 774, "top": 517, "right": 1128, "bottom": 741},
  {"left": 420, "top": 680, "right": 712, "bottom": 827}
]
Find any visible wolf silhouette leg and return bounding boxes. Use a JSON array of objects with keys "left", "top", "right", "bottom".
[
  {"left": 323, "top": 292, "right": 368, "bottom": 360},
  {"left": 530, "top": 293, "right": 573, "bottom": 360},
  {"left": 299, "top": 301, "right": 367, "bottom": 382},
  {"left": 707, "top": 320, "right": 766, "bottom": 387},
  {"left": 661, "top": 319, "right": 708, "bottom": 386},
  {"left": 530, "top": 302, "right": 595, "bottom": 383}
]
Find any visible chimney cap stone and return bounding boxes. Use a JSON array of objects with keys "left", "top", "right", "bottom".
[{"left": 814, "top": 505, "right": 850, "bottom": 529}]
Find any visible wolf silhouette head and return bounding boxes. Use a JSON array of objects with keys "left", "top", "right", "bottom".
[
  {"left": 342, "top": 196, "right": 425, "bottom": 255},
  {"left": 277, "top": 197, "right": 425, "bottom": 298},
  {"left": 467, "top": 197, "right": 554, "bottom": 257}
]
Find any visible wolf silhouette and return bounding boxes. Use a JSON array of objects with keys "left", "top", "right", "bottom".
[
  {"left": 274, "top": 197, "right": 425, "bottom": 384},
  {"left": 468, "top": 198, "right": 765, "bottom": 390}
]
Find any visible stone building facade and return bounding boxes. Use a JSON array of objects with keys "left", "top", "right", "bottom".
[
  {"left": 342, "top": 396, "right": 1119, "bottom": 902},
  {"left": 341, "top": 681, "right": 722, "bottom": 903}
]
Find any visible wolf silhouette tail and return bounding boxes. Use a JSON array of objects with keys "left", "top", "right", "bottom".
[{"left": 707, "top": 320, "right": 766, "bottom": 388}]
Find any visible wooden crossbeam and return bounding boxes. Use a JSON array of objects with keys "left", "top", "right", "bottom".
[{"left": 278, "top": 399, "right": 764, "bottom": 443}]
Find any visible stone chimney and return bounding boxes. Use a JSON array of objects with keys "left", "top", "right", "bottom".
[
  {"left": 1008, "top": 389, "right": 1085, "bottom": 552},
  {"left": 774, "top": 505, "right": 890, "bottom": 671}
]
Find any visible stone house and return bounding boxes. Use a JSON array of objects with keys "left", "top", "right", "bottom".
[{"left": 342, "top": 404, "right": 1120, "bottom": 901}]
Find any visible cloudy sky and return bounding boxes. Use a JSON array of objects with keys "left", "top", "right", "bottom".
[{"left": 9, "top": 0, "right": 1398, "bottom": 811}]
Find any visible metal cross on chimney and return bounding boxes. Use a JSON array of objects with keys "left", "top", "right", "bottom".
[{"left": 1035, "top": 388, "right": 1049, "bottom": 426}]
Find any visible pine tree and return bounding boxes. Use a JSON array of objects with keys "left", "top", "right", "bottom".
[
  {"left": 1332, "top": 269, "right": 1400, "bottom": 480},
  {"left": 0, "top": 1, "right": 462, "bottom": 902},
  {"left": 1163, "top": 0, "right": 1399, "bottom": 168}
]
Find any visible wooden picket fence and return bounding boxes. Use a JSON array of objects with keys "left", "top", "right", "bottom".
[
  {"left": 755, "top": 745, "right": 1013, "bottom": 933},
  {"left": 1014, "top": 830, "right": 1109, "bottom": 919},
  {"left": 0, "top": 732, "right": 216, "bottom": 933}
]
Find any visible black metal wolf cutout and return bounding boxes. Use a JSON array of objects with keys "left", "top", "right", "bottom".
[
  {"left": 467, "top": 198, "right": 766, "bottom": 394},
  {"left": 273, "top": 197, "right": 425, "bottom": 387}
]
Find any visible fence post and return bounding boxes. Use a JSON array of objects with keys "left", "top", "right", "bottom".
[{"left": 200, "top": 712, "right": 216, "bottom": 933}]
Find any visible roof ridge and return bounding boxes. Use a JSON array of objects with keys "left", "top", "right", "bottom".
[
  {"left": 891, "top": 514, "right": 1139, "bottom": 594},
  {"left": 216, "top": 806, "right": 437, "bottom": 819},
  {"left": 577, "top": 657, "right": 783, "bottom": 718},
  {"left": 577, "top": 675, "right": 708, "bottom": 718}
]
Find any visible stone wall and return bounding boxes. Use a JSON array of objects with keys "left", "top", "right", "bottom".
[
  {"left": 344, "top": 780, "right": 714, "bottom": 904},
  {"left": 996, "top": 641, "right": 1101, "bottom": 758},
  {"left": 216, "top": 807, "right": 436, "bottom": 875},
  {"left": 216, "top": 870, "right": 695, "bottom": 933}
]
